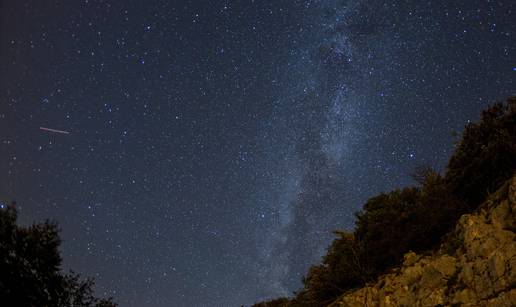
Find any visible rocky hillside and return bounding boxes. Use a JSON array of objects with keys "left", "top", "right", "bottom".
[{"left": 329, "top": 174, "right": 516, "bottom": 307}]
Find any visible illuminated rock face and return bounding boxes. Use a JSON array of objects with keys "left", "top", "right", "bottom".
[{"left": 330, "top": 175, "right": 516, "bottom": 307}]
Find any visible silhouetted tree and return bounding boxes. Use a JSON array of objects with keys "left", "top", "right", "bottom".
[
  {"left": 0, "top": 203, "right": 116, "bottom": 307},
  {"left": 446, "top": 97, "right": 516, "bottom": 207},
  {"left": 299, "top": 231, "right": 369, "bottom": 306},
  {"left": 251, "top": 297, "right": 290, "bottom": 307},
  {"left": 354, "top": 187, "right": 420, "bottom": 272}
]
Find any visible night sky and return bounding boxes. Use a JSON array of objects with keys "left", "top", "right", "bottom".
[{"left": 1, "top": 1, "right": 515, "bottom": 306}]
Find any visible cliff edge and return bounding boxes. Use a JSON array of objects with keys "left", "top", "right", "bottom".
[{"left": 329, "top": 175, "right": 516, "bottom": 307}]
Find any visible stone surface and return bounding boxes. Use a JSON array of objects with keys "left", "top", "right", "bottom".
[{"left": 329, "top": 175, "right": 516, "bottom": 307}]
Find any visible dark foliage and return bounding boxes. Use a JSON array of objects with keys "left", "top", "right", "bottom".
[
  {"left": 0, "top": 203, "right": 117, "bottom": 307},
  {"left": 253, "top": 97, "right": 516, "bottom": 307},
  {"left": 355, "top": 170, "right": 467, "bottom": 273},
  {"left": 354, "top": 187, "right": 420, "bottom": 273},
  {"left": 251, "top": 297, "right": 290, "bottom": 307},
  {"left": 300, "top": 231, "right": 369, "bottom": 306},
  {"left": 446, "top": 97, "right": 516, "bottom": 207}
]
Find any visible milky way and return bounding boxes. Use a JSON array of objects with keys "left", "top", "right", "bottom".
[{"left": 1, "top": 1, "right": 515, "bottom": 306}]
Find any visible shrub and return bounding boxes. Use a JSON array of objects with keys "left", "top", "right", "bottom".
[{"left": 446, "top": 97, "right": 516, "bottom": 207}]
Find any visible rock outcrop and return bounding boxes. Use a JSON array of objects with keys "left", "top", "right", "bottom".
[{"left": 329, "top": 175, "right": 516, "bottom": 307}]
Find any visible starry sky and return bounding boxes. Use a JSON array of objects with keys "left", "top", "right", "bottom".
[{"left": 0, "top": 1, "right": 515, "bottom": 306}]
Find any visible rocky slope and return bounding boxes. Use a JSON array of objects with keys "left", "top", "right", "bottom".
[{"left": 329, "top": 175, "right": 516, "bottom": 307}]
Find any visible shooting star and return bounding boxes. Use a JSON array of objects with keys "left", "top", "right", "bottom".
[{"left": 40, "top": 127, "right": 70, "bottom": 135}]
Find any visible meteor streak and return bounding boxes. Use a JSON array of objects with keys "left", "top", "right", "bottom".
[{"left": 39, "top": 127, "right": 70, "bottom": 135}]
